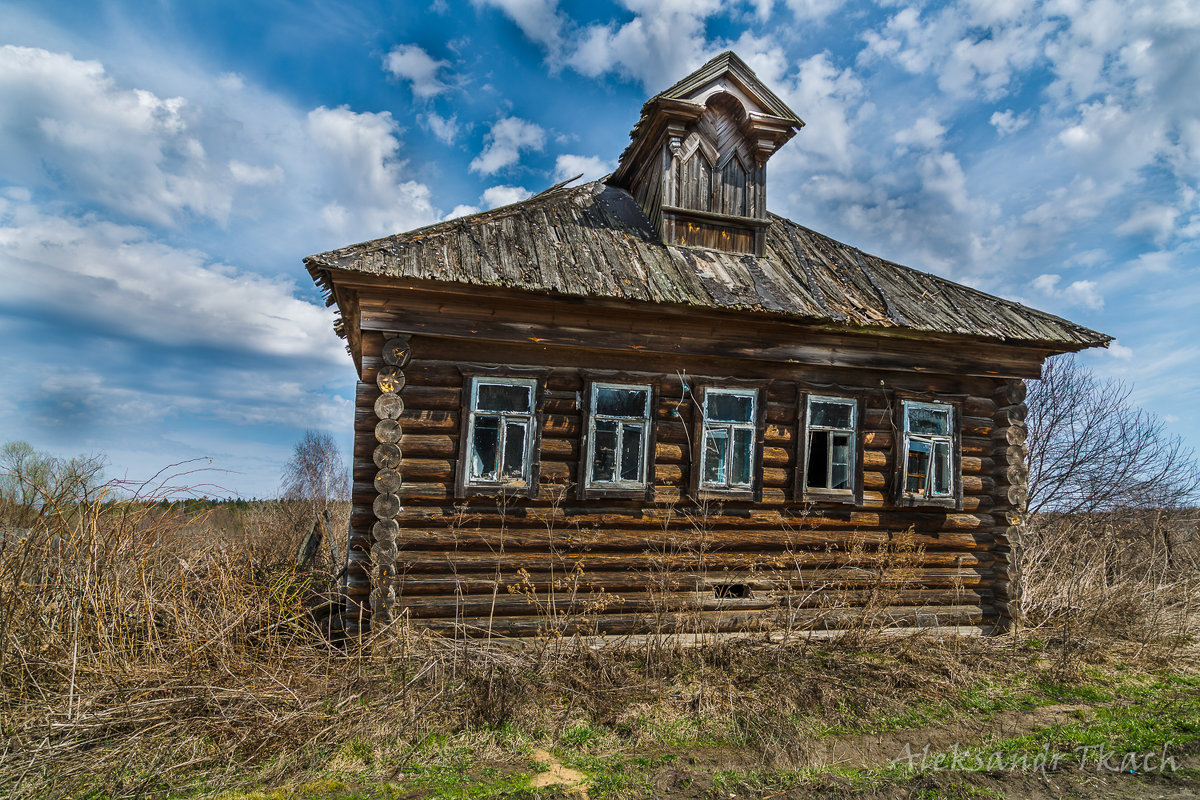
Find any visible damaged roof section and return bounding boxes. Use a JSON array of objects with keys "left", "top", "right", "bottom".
[{"left": 305, "top": 180, "right": 1111, "bottom": 350}]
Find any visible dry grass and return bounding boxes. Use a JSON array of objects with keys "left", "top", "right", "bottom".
[{"left": 0, "top": 469, "right": 1197, "bottom": 798}]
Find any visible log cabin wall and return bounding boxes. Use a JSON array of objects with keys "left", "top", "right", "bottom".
[{"left": 348, "top": 290, "right": 1032, "bottom": 638}]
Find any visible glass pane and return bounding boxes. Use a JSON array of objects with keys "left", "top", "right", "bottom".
[
  {"left": 831, "top": 433, "right": 851, "bottom": 490},
  {"left": 501, "top": 421, "right": 527, "bottom": 481},
  {"left": 707, "top": 392, "right": 754, "bottom": 423},
  {"left": 810, "top": 400, "right": 852, "bottom": 429},
  {"left": 703, "top": 429, "right": 728, "bottom": 484},
  {"left": 477, "top": 383, "right": 531, "bottom": 412},
  {"left": 807, "top": 431, "right": 829, "bottom": 489},
  {"left": 591, "top": 420, "right": 617, "bottom": 482},
  {"left": 933, "top": 441, "right": 951, "bottom": 495},
  {"left": 619, "top": 424, "right": 643, "bottom": 482},
  {"left": 908, "top": 405, "right": 950, "bottom": 435},
  {"left": 732, "top": 427, "right": 753, "bottom": 486},
  {"left": 596, "top": 387, "right": 648, "bottom": 418},
  {"left": 471, "top": 416, "right": 499, "bottom": 480},
  {"left": 905, "top": 439, "right": 931, "bottom": 494}
]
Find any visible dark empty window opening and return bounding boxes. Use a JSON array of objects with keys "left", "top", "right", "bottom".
[
  {"left": 714, "top": 583, "right": 752, "bottom": 599},
  {"left": 804, "top": 396, "right": 857, "bottom": 494}
]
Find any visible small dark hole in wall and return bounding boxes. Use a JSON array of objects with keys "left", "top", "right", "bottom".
[{"left": 714, "top": 583, "right": 752, "bottom": 599}]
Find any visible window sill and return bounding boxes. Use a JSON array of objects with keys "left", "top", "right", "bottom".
[
  {"left": 695, "top": 487, "right": 756, "bottom": 502},
  {"left": 801, "top": 489, "right": 857, "bottom": 506},
  {"left": 582, "top": 485, "right": 651, "bottom": 500},
  {"left": 896, "top": 495, "right": 960, "bottom": 510},
  {"left": 460, "top": 481, "right": 536, "bottom": 499}
]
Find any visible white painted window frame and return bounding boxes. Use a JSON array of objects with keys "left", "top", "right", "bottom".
[
  {"left": 699, "top": 387, "right": 758, "bottom": 491},
  {"left": 804, "top": 395, "right": 858, "bottom": 494},
  {"left": 464, "top": 377, "right": 538, "bottom": 489},
  {"left": 900, "top": 400, "right": 956, "bottom": 501},
  {"left": 585, "top": 382, "right": 653, "bottom": 490}
]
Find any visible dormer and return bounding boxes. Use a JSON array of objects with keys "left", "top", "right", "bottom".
[{"left": 609, "top": 52, "right": 804, "bottom": 256}]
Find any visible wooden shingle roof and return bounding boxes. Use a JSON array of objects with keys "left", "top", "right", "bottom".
[{"left": 305, "top": 180, "right": 1110, "bottom": 350}]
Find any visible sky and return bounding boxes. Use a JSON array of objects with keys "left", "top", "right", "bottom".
[{"left": 1, "top": 0, "right": 1197, "bottom": 498}]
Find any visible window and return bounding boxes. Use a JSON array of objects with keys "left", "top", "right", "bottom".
[
  {"left": 464, "top": 377, "right": 537, "bottom": 490},
  {"left": 699, "top": 388, "right": 758, "bottom": 492},
  {"left": 900, "top": 401, "right": 956, "bottom": 504},
  {"left": 586, "top": 383, "right": 652, "bottom": 490},
  {"left": 803, "top": 396, "right": 857, "bottom": 499}
]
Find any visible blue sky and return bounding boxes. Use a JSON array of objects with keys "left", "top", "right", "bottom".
[{"left": 1, "top": 0, "right": 1197, "bottom": 498}]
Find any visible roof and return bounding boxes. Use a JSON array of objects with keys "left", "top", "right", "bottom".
[{"left": 305, "top": 180, "right": 1111, "bottom": 350}]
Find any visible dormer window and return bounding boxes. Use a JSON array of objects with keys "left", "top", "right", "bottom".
[{"left": 608, "top": 52, "right": 804, "bottom": 257}]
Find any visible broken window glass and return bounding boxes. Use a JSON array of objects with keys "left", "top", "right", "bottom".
[
  {"left": 467, "top": 378, "right": 537, "bottom": 488},
  {"left": 587, "top": 383, "right": 651, "bottom": 488},
  {"left": 805, "top": 397, "right": 857, "bottom": 494},
  {"left": 902, "top": 401, "right": 955, "bottom": 500},
  {"left": 700, "top": 389, "right": 757, "bottom": 491}
]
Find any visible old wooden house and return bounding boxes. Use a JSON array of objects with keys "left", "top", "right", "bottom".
[{"left": 304, "top": 52, "right": 1110, "bottom": 638}]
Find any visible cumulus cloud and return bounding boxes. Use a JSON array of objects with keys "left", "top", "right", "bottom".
[
  {"left": 1031, "top": 273, "right": 1104, "bottom": 310},
  {"left": 989, "top": 109, "right": 1029, "bottom": 136},
  {"left": 893, "top": 115, "right": 946, "bottom": 150},
  {"left": 469, "top": 116, "right": 545, "bottom": 175},
  {"left": 473, "top": 0, "right": 567, "bottom": 54},
  {"left": 307, "top": 105, "right": 438, "bottom": 241},
  {"left": 383, "top": 44, "right": 451, "bottom": 99},
  {"left": 480, "top": 185, "right": 533, "bottom": 208},
  {"left": 0, "top": 196, "right": 344, "bottom": 362},
  {"left": 553, "top": 154, "right": 613, "bottom": 182},
  {"left": 0, "top": 46, "right": 439, "bottom": 244},
  {"left": 420, "top": 111, "right": 460, "bottom": 144},
  {"left": 1115, "top": 203, "right": 1180, "bottom": 243},
  {"left": 0, "top": 45, "right": 226, "bottom": 226},
  {"left": 567, "top": 0, "right": 723, "bottom": 91}
]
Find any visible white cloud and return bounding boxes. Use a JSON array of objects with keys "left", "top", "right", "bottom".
[
  {"left": 1031, "top": 273, "right": 1104, "bottom": 310},
  {"left": 228, "top": 160, "right": 284, "bottom": 186},
  {"left": 480, "top": 185, "right": 533, "bottom": 208},
  {"left": 307, "top": 105, "right": 437, "bottom": 241},
  {"left": 474, "top": 0, "right": 567, "bottom": 54},
  {"left": 0, "top": 45, "right": 227, "bottom": 226},
  {"left": 989, "top": 109, "right": 1029, "bottom": 136},
  {"left": 553, "top": 154, "right": 613, "bottom": 182},
  {"left": 0, "top": 46, "right": 439, "bottom": 244},
  {"left": 0, "top": 196, "right": 344, "bottom": 362},
  {"left": 444, "top": 203, "right": 481, "bottom": 220},
  {"left": 1114, "top": 203, "right": 1180, "bottom": 243},
  {"left": 784, "top": 0, "right": 845, "bottom": 22},
  {"left": 1107, "top": 340, "right": 1134, "bottom": 359},
  {"left": 420, "top": 111, "right": 460, "bottom": 144},
  {"left": 566, "top": 0, "right": 723, "bottom": 91},
  {"left": 469, "top": 116, "right": 546, "bottom": 175},
  {"left": 893, "top": 115, "right": 946, "bottom": 150},
  {"left": 382, "top": 44, "right": 451, "bottom": 99}
]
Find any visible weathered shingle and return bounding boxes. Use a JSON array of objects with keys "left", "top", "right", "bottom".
[{"left": 305, "top": 180, "right": 1110, "bottom": 350}]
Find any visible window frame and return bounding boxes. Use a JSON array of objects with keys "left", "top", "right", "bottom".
[
  {"left": 895, "top": 398, "right": 962, "bottom": 510},
  {"left": 579, "top": 380, "right": 656, "bottom": 500},
  {"left": 797, "top": 392, "right": 863, "bottom": 506},
  {"left": 691, "top": 385, "right": 764, "bottom": 501},
  {"left": 455, "top": 373, "right": 545, "bottom": 499}
]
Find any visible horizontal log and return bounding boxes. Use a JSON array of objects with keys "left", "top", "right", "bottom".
[
  {"left": 392, "top": 526, "right": 993, "bottom": 555},
  {"left": 391, "top": 549, "right": 992, "bottom": 574},
  {"left": 993, "top": 403, "right": 1027, "bottom": 426},
  {"left": 391, "top": 588, "right": 991, "bottom": 619},
  {"left": 391, "top": 567, "right": 995, "bottom": 598},
  {"left": 413, "top": 604, "right": 992, "bottom": 637}
]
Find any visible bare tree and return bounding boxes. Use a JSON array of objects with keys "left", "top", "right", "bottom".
[
  {"left": 281, "top": 431, "right": 350, "bottom": 510},
  {"left": 1026, "top": 355, "right": 1200, "bottom": 515},
  {"left": 280, "top": 431, "right": 350, "bottom": 569}
]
